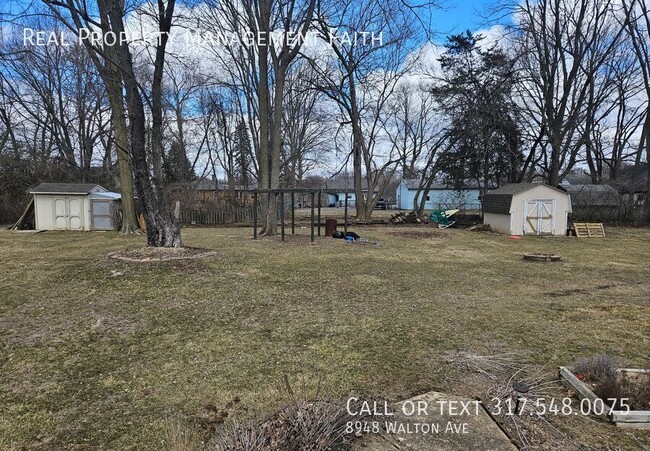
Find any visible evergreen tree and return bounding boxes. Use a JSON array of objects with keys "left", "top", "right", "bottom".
[
  {"left": 233, "top": 120, "right": 251, "bottom": 188},
  {"left": 163, "top": 139, "right": 194, "bottom": 183},
  {"left": 433, "top": 31, "right": 522, "bottom": 193}
]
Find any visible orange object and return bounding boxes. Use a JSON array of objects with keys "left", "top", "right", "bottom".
[{"left": 138, "top": 213, "right": 146, "bottom": 232}]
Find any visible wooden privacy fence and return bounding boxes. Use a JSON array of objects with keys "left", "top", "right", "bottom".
[{"left": 180, "top": 206, "right": 261, "bottom": 226}]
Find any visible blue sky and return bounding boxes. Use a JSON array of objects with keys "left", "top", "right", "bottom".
[
  {"left": 427, "top": 0, "right": 509, "bottom": 42},
  {"left": 2, "top": 0, "right": 507, "bottom": 32},
  {"left": 1, "top": 0, "right": 510, "bottom": 49}
]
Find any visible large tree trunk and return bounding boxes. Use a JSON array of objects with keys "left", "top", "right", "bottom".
[
  {"left": 103, "top": 0, "right": 181, "bottom": 247},
  {"left": 112, "top": 97, "right": 138, "bottom": 234},
  {"left": 349, "top": 71, "right": 366, "bottom": 220},
  {"left": 548, "top": 136, "right": 562, "bottom": 187},
  {"left": 150, "top": 0, "right": 172, "bottom": 184},
  {"left": 645, "top": 115, "right": 650, "bottom": 221},
  {"left": 104, "top": 48, "right": 138, "bottom": 234},
  {"left": 265, "top": 70, "right": 286, "bottom": 235},
  {"left": 256, "top": 8, "right": 272, "bottom": 235}
]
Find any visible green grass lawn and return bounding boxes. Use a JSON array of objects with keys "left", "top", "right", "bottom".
[{"left": 0, "top": 226, "right": 649, "bottom": 449}]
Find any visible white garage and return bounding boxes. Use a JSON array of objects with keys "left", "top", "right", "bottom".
[
  {"left": 30, "top": 183, "right": 121, "bottom": 231},
  {"left": 482, "top": 183, "right": 572, "bottom": 236}
]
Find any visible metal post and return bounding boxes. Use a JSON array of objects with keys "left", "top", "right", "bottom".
[
  {"left": 310, "top": 192, "right": 315, "bottom": 243},
  {"left": 344, "top": 190, "right": 348, "bottom": 234},
  {"left": 291, "top": 192, "right": 295, "bottom": 234},
  {"left": 280, "top": 192, "right": 285, "bottom": 241},
  {"left": 253, "top": 192, "right": 258, "bottom": 239},
  {"left": 317, "top": 191, "right": 322, "bottom": 236}
]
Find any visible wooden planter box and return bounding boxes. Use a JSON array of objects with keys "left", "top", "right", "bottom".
[{"left": 559, "top": 366, "right": 650, "bottom": 429}]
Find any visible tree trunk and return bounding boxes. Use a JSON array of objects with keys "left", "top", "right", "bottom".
[
  {"left": 104, "top": 49, "right": 138, "bottom": 234},
  {"left": 104, "top": 0, "right": 181, "bottom": 247},
  {"left": 645, "top": 115, "right": 650, "bottom": 221},
  {"left": 112, "top": 98, "right": 138, "bottom": 234},
  {"left": 256, "top": 11, "right": 272, "bottom": 235}
]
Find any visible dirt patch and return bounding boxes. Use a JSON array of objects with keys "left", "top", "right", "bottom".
[
  {"left": 108, "top": 246, "right": 217, "bottom": 262},
  {"left": 546, "top": 283, "right": 615, "bottom": 298},
  {"left": 386, "top": 229, "right": 448, "bottom": 239},
  {"left": 251, "top": 233, "right": 332, "bottom": 245}
]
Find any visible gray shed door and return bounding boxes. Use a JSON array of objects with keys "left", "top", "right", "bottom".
[
  {"left": 91, "top": 200, "right": 113, "bottom": 230},
  {"left": 524, "top": 200, "right": 554, "bottom": 235}
]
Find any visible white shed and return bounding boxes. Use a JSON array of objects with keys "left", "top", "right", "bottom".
[
  {"left": 482, "top": 183, "right": 572, "bottom": 236},
  {"left": 30, "top": 183, "right": 121, "bottom": 231}
]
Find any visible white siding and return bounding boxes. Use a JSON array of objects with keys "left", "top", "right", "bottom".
[
  {"left": 483, "top": 184, "right": 571, "bottom": 236},
  {"left": 483, "top": 212, "right": 511, "bottom": 234},
  {"left": 34, "top": 194, "right": 90, "bottom": 231},
  {"left": 34, "top": 194, "right": 54, "bottom": 230},
  {"left": 83, "top": 196, "right": 91, "bottom": 230},
  {"left": 511, "top": 185, "right": 571, "bottom": 236}
]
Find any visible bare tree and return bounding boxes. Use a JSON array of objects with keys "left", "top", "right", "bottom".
[
  {"left": 44, "top": 0, "right": 182, "bottom": 245},
  {"left": 309, "top": 0, "right": 431, "bottom": 220},
  {"left": 582, "top": 40, "right": 646, "bottom": 183},
  {"left": 14, "top": 7, "right": 141, "bottom": 233},
  {"left": 200, "top": 0, "right": 316, "bottom": 235},
  {"left": 514, "top": 0, "right": 627, "bottom": 186},
  {"left": 379, "top": 82, "right": 452, "bottom": 215},
  {"left": 620, "top": 0, "right": 650, "bottom": 219},
  {"left": 281, "top": 63, "right": 333, "bottom": 187}
]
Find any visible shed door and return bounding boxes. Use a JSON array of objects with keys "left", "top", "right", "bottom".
[
  {"left": 524, "top": 200, "right": 555, "bottom": 235},
  {"left": 91, "top": 200, "right": 113, "bottom": 230},
  {"left": 53, "top": 197, "right": 84, "bottom": 230},
  {"left": 68, "top": 198, "right": 83, "bottom": 230},
  {"left": 54, "top": 198, "right": 67, "bottom": 230}
]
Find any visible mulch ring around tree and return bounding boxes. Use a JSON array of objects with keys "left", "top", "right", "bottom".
[{"left": 108, "top": 246, "right": 218, "bottom": 262}]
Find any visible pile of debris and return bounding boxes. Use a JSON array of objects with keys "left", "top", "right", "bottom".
[{"left": 390, "top": 211, "right": 425, "bottom": 224}]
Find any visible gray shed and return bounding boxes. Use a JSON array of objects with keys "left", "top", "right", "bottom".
[
  {"left": 29, "top": 183, "right": 121, "bottom": 231},
  {"left": 483, "top": 183, "right": 572, "bottom": 236}
]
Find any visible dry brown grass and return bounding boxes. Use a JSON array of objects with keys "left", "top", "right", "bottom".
[
  {"left": 0, "top": 226, "right": 648, "bottom": 449},
  {"left": 165, "top": 412, "right": 202, "bottom": 451}
]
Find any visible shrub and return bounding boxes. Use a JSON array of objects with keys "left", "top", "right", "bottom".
[{"left": 572, "top": 354, "right": 618, "bottom": 384}]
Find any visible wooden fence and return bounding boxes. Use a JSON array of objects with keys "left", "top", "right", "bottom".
[{"left": 180, "top": 206, "right": 260, "bottom": 226}]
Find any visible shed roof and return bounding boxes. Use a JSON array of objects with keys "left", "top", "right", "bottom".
[
  {"left": 91, "top": 191, "right": 122, "bottom": 200},
  {"left": 483, "top": 183, "right": 568, "bottom": 214},
  {"left": 30, "top": 183, "right": 105, "bottom": 195},
  {"left": 482, "top": 194, "right": 512, "bottom": 214},
  {"left": 485, "top": 183, "right": 567, "bottom": 196}
]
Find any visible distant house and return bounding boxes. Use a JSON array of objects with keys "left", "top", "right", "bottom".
[
  {"left": 324, "top": 182, "right": 380, "bottom": 207},
  {"left": 609, "top": 164, "right": 648, "bottom": 209},
  {"left": 483, "top": 183, "right": 572, "bottom": 236},
  {"left": 29, "top": 183, "right": 121, "bottom": 231},
  {"left": 190, "top": 177, "right": 257, "bottom": 204},
  {"left": 562, "top": 169, "right": 594, "bottom": 185},
  {"left": 561, "top": 183, "right": 621, "bottom": 209},
  {"left": 396, "top": 179, "right": 481, "bottom": 211}
]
